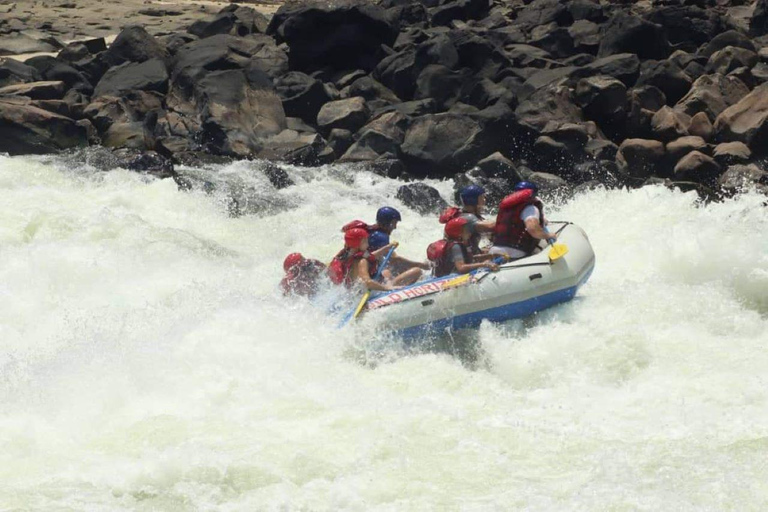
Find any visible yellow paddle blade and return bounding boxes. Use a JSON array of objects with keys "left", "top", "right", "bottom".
[
  {"left": 441, "top": 273, "right": 473, "bottom": 290},
  {"left": 352, "top": 291, "right": 370, "bottom": 319},
  {"left": 548, "top": 243, "right": 569, "bottom": 261}
]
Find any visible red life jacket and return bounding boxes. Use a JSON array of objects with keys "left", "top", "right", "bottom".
[
  {"left": 426, "top": 239, "right": 470, "bottom": 278},
  {"left": 341, "top": 220, "right": 385, "bottom": 234},
  {"left": 492, "top": 189, "right": 544, "bottom": 255},
  {"left": 439, "top": 206, "right": 462, "bottom": 224},
  {"left": 281, "top": 260, "right": 326, "bottom": 297},
  {"left": 328, "top": 249, "right": 379, "bottom": 287},
  {"left": 439, "top": 207, "right": 484, "bottom": 254}
]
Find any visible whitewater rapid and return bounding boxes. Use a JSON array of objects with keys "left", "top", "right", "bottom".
[{"left": 0, "top": 153, "right": 767, "bottom": 510}]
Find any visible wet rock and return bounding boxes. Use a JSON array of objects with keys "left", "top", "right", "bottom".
[
  {"left": 317, "top": 96, "right": 370, "bottom": 133},
  {"left": 275, "top": 71, "right": 330, "bottom": 124},
  {"left": 395, "top": 182, "right": 447, "bottom": 214},
  {"left": 115, "top": 149, "right": 175, "bottom": 178},
  {"left": 327, "top": 128, "right": 354, "bottom": 156},
  {"left": 267, "top": 0, "right": 398, "bottom": 72},
  {"left": 688, "top": 111, "right": 714, "bottom": 141},
  {"left": 263, "top": 162, "right": 294, "bottom": 189},
  {"left": 256, "top": 129, "right": 326, "bottom": 165},
  {"left": 94, "top": 59, "right": 169, "bottom": 97},
  {"left": 675, "top": 74, "right": 750, "bottom": 121},
  {"left": 666, "top": 135, "right": 707, "bottom": 162},
  {"left": 340, "top": 129, "right": 400, "bottom": 162},
  {"left": 0, "top": 80, "right": 65, "bottom": 100},
  {"left": 474, "top": 152, "right": 521, "bottom": 181},
  {"left": 713, "top": 141, "right": 751, "bottom": 165},
  {"left": 359, "top": 111, "right": 408, "bottom": 142},
  {"left": 673, "top": 150, "right": 721, "bottom": 184},
  {"left": 719, "top": 163, "right": 768, "bottom": 194},
  {"left": 0, "top": 97, "right": 88, "bottom": 155},
  {"left": 598, "top": 13, "right": 671, "bottom": 60},
  {"left": 617, "top": 138, "right": 666, "bottom": 178},
  {"left": 651, "top": 106, "right": 691, "bottom": 142}
]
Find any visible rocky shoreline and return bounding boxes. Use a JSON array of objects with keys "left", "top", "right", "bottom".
[{"left": 2, "top": 0, "right": 768, "bottom": 200}]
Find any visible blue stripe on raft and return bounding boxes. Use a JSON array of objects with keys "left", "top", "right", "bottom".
[{"left": 392, "top": 263, "right": 595, "bottom": 340}]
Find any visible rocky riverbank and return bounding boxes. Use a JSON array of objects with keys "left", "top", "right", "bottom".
[{"left": 2, "top": 0, "right": 768, "bottom": 200}]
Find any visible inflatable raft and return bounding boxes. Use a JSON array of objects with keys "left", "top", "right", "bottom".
[{"left": 356, "top": 222, "right": 595, "bottom": 338}]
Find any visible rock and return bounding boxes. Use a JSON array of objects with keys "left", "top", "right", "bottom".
[
  {"left": 568, "top": 20, "right": 601, "bottom": 54},
  {"left": 699, "top": 30, "right": 756, "bottom": 58},
  {"left": 246, "top": 41, "right": 289, "bottom": 80},
  {"left": 515, "top": 82, "right": 583, "bottom": 133},
  {"left": 0, "top": 59, "right": 41, "bottom": 88},
  {"left": 569, "top": 0, "right": 604, "bottom": 23},
  {"left": 529, "top": 25, "right": 574, "bottom": 59},
  {"left": 572, "top": 53, "right": 641, "bottom": 86},
  {"left": 267, "top": 1, "right": 398, "bottom": 72},
  {"left": 327, "top": 128, "right": 354, "bottom": 156},
  {"left": 585, "top": 138, "right": 618, "bottom": 161},
  {"left": 94, "top": 59, "right": 169, "bottom": 97},
  {"left": 196, "top": 69, "right": 286, "bottom": 157},
  {"left": 376, "top": 99, "right": 437, "bottom": 118},
  {"left": 651, "top": 106, "right": 691, "bottom": 142},
  {"left": 618, "top": 138, "right": 666, "bottom": 178},
  {"left": 713, "top": 141, "right": 751, "bottom": 165},
  {"left": 415, "top": 64, "right": 466, "bottom": 109},
  {"left": 719, "top": 164, "right": 768, "bottom": 194},
  {"left": 275, "top": 71, "right": 331, "bottom": 124},
  {"left": 256, "top": 129, "right": 326, "bottom": 165},
  {"left": 263, "top": 163, "right": 294, "bottom": 189},
  {"left": 666, "top": 135, "right": 707, "bottom": 161},
  {"left": 348, "top": 76, "right": 401, "bottom": 104},
  {"left": 673, "top": 150, "right": 721, "bottom": 184},
  {"left": 675, "top": 74, "right": 750, "bottom": 121},
  {"left": 526, "top": 172, "right": 569, "bottom": 194},
  {"left": 189, "top": 5, "right": 269, "bottom": 39},
  {"left": 598, "top": 13, "right": 671, "bottom": 60},
  {"left": 714, "top": 83, "right": 768, "bottom": 151},
  {"left": 688, "top": 111, "right": 714, "bottom": 141},
  {"left": 0, "top": 80, "right": 65, "bottom": 100},
  {"left": 360, "top": 111, "right": 408, "bottom": 141},
  {"left": 115, "top": 149, "right": 175, "bottom": 178},
  {"left": 401, "top": 113, "right": 489, "bottom": 176},
  {"left": 706, "top": 46, "right": 759, "bottom": 75},
  {"left": 752, "top": 0, "right": 768, "bottom": 37},
  {"left": 574, "top": 75, "right": 627, "bottom": 122},
  {"left": 317, "top": 96, "right": 369, "bottom": 133},
  {"left": 513, "top": 0, "right": 571, "bottom": 32},
  {"left": 395, "top": 183, "right": 448, "bottom": 214},
  {"left": 636, "top": 60, "right": 692, "bottom": 105},
  {"left": 0, "top": 33, "right": 57, "bottom": 56},
  {"left": 104, "top": 25, "right": 169, "bottom": 67},
  {"left": 645, "top": 5, "right": 723, "bottom": 49},
  {"left": 0, "top": 97, "right": 88, "bottom": 155},
  {"left": 83, "top": 91, "right": 163, "bottom": 134},
  {"left": 431, "top": 0, "right": 491, "bottom": 27},
  {"left": 340, "top": 129, "right": 401, "bottom": 162},
  {"left": 632, "top": 85, "right": 667, "bottom": 112},
  {"left": 102, "top": 121, "right": 151, "bottom": 150},
  {"left": 474, "top": 152, "right": 521, "bottom": 181}
]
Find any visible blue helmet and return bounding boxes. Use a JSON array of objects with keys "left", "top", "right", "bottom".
[
  {"left": 514, "top": 181, "right": 539, "bottom": 195},
  {"left": 460, "top": 184, "right": 486, "bottom": 206},
  {"left": 368, "top": 231, "right": 390, "bottom": 251},
  {"left": 376, "top": 206, "right": 401, "bottom": 225}
]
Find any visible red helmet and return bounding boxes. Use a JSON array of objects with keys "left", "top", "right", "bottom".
[
  {"left": 444, "top": 217, "right": 468, "bottom": 240},
  {"left": 283, "top": 252, "right": 304, "bottom": 272},
  {"left": 344, "top": 227, "right": 369, "bottom": 249}
]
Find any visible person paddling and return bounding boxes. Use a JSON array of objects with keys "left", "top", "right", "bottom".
[
  {"left": 328, "top": 228, "right": 413, "bottom": 292},
  {"left": 427, "top": 217, "right": 499, "bottom": 278},
  {"left": 489, "top": 181, "right": 557, "bottom": 259},
  {"left": 280, "top": 253, "right": 327, "bottom": 297},
  {"left": 439, "top": 185, "right": 496, "bottom": 254}
]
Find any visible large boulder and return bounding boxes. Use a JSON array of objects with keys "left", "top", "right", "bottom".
[
  {"left": 598, "top": 13, "right": 671, "bottom": 60},
  {"left": 316, "top": 96, "right": 370, "bottom": 133},
  {"left": 267, "top": 0, "right": 398, "bottom": 72},
  {"left": 645, "top": 5, "right": 723, "bottom": 49},
  {"left": 617, "top": 138, "right": 666, "bottom": 179},
  {"left": 195, "top": 69, "right": 286, "bottom": 157},
  {"left": 706, "top": 46, "right": 759, "bottom": 75},
  {"left": 673, "top": 150, "right": 721, "bottom": 184},
  {"left": 513, "top": 0, "right": 572, "bottom": 32},
  {"left": 636, "top": 60, "right": 692, "bottom": 105},
  {"left": 714, "top": 83, "right": 768, "bottom": 151},
  {"left": 0, "top": 58, "right": 41, "bottom": 87},
  {"left": 395, "top": 183, "right": 448, "bottom": 215},
  {"left": 401, "top": 113, "right": 489, "bottom": 176},
  {"left": 0, "top": 81, "right": 66, "bottom": 100},
  {"left": 666, "top": 135, "right": 707, "bottom": 162},
  {"left": 719, "top": 164, "right": 768, "bottom": 194},
  {"left": 274, "top": 71, "right": 331, "bottom": 123},
  {"left": 0, "top": 33, "right": 57, "bottom": 56},
  {"left": 751, "top": 0, "right": 768, "bottom": 37},
  {"left": 515, "top": 82, "right": 583, "bottom": 133},
  {"left": 571, "top": 53, "right": 641, "bottom": 86},
  {"left": 699, "top": 30, "right": 756, "bottom": 58},
  {"left": 713, "top": 141, "right": 751, "bottom": 166},
  {"left": 688, "top": 111, "right": 714, "bottom": 141},
  {"left": 94, "top": 59, "right": 169, "bottom": 97},
  {"left": 430, "top": 0, "right": 492, "bottom": 27},
  {"left": 574, "top": 75, "right": 627, "bottom": 122},
  {"left": 104, "top": 25, "right": 170, "bottom": 67},
  {"left": 0, "top": 97, "right": 88, "bottom": 155},
  {"left": 188, "top": 5, "right": 269, "bottom": 39},
  {"left": 675, "top": 74, "right": 750, "bottom": 121},
  {"left": 651, "top": 106, "right": 691, "bottom": 142},
  {"left": 415, "top": 64, "right": 467, "bottom": 109}
]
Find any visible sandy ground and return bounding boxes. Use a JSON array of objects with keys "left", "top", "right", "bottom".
[{"left": 1, "top": 0, "right": 282, "bottom": 51}]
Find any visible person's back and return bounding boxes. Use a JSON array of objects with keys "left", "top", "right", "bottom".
[
  {"left": 281, "top": 253, "right": 327, "bottom": 297},
  {"left": 427, "top": 217, "right": 498, "bottom": 277},
  {"left": 490, "top": 181, "right": 555, "bottom": 259}
]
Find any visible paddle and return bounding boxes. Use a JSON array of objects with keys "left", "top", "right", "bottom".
[
  {"left": 545, "top": 226, "right": 568, "bottom": 262},
  {"left": 338, "top": 242, "right": 398, "bottom": 328}
]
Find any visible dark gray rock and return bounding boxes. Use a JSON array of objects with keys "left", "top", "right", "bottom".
[
  {"left": 94, "top": 59, "right": 169, "bottom": 97},
  {"left": 0, "top": 97, "right": 88, "bottom": 155},
  {"left": 396, "top": 182, "right": 448, "bottom": 214},
  {"left": 275, "top": 71, "right": 331, "bottom": 124},
  {"left": 317, "top": 96, "right": 370, "bottom": 133},
  {"left": 598, "top": 13, "right": 671, "bottom": 60}
]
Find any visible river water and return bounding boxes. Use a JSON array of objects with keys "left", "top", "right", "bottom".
[{"left": 1, "top": 153, "right": 767, "bottom": 510}]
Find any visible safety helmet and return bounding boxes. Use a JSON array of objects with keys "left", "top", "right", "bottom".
[
  {"left": 283, "top": 252, "right": 304, "bottom": 272},
  {"left": 514, "top": 181, "right": 539, "bottom": 195},
  {"left": 344, "top": 227, "right": 369, "bottom": 249},
  {"left": 376, "top": 206, "right": 402, "bottom": 225},
  {"left": 460, "top": 184, "right": 486, "bottom": 206},
  {"left": 445, "top": 217, "right": 469, "bottom": 240},
  {"left": 368, "top": 231, "right": 389, "bottom": 251}
]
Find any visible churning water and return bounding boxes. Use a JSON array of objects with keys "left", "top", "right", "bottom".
[{"left": 0, "top": 153, "right": 767, "bottom": 510}]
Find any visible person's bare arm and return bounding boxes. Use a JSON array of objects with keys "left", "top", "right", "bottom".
[
  {"left": 525, "top": 218, "right": 557, "bottom": 242},
  {"left": 370, "top": 242, "right": 398, "bottom": 259},
  {"left": 355, "top": 259, "right": 395, "bottom": 291},
  {"left": 455, "top": 260, "right": 498, "bottom": 274}
]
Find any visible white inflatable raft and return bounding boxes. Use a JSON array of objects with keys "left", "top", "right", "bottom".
[{"left": 356, "top": 222, "right": 595, "bottom": 338}]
